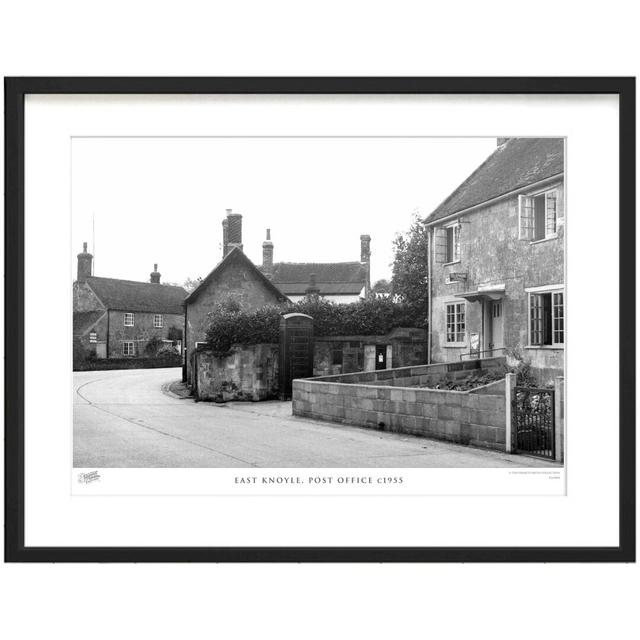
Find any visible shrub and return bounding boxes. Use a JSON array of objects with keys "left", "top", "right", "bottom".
[
  {"left": 204, "top": 297, "right": 424, "bottom": 356},
  {"left": 144, "top": 336, "right": 164, "bottom": 357}
]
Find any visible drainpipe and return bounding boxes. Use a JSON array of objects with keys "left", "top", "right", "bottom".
[{"left": 427, "top": 228, "right": 432, "bottom": 364}]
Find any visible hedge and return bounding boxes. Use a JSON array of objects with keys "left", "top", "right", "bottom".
[
  {"left": 74, "top": 355, "right": 183, "bottom": 372},
  {"left": 204, "top": 297, "right": 424, "bottom": 357}
]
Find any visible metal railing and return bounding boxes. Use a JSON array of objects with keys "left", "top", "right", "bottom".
[
  {"left": 512, "top": 386, "right": 556, "bottom": 459},
  {"left": 459, "top": 347, "right": 506, "bottom": 361}
]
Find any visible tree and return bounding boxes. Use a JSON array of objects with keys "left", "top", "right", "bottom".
[
  {"left": 163, "top": 277, "right": 201, "bottom": 292},
  {"left": 371, "top": 278, "right": 391, "bottom": 297},
  {"left": 390, "top": 213, "right": 429, "bottom": 325}
]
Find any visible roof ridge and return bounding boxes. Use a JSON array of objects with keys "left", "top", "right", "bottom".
[{"left": 87, "top": 275, "right": 186, "bottom": 291}]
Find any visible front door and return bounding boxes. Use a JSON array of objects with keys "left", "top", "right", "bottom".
[
  {"left": 489, "top": 300, "right": 504, "bottom": 355},
  {"left": 375, "top": 345, "right": 387, "bottom": 370}
]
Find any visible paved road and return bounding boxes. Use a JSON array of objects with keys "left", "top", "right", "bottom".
[{"left": 74, "top": 368, "right": 555, "bottom": 468}]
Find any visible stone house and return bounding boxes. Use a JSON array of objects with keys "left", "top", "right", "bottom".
[
  {"left": 184, "top": 241, "right": 290, "bottom": 382},
  {"left": 184, "top": 209, "right": 373, "bottom": 381},
  {"left": 260, "top": 228, "right": 371, "bottom": 302},
  {"left": 73, "top": 244, "right": 187, "bottom": 359},
  {"left": 425, "top": 138, "right": 564, "bottom": 382}
]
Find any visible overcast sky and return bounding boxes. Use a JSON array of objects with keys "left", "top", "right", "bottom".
[{"left": 71, "top": 137, "right": 497, "bottom": 286}]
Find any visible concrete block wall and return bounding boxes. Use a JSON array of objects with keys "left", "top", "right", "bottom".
[{"left": 292, "top": 376, "right": 507, "bottom": 450}]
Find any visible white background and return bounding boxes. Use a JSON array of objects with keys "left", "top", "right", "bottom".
[
  {"left": 1, "top": 2, "right": 638, "bottom": 640},
  {"left": 29, "top": 94, "right": 597, "bottom": 547}
]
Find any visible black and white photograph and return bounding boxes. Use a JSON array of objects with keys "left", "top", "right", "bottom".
[{"left": 72, "top": 135, "right": 565, "bottom": 471}]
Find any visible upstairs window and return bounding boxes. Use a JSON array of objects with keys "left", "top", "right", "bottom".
[
  {"left": 154, "top": 314, "right": 163, "bottom": 328},
  {"left": 123, "top": 312, "right": 135, "bottom": 327},
  {"left": 519, "top": 190, "right": 559, "bottom": 241},
  {"left": 434, "top": 222, "right": 461, "bottom": 264},
  {"left": 445, "top": 302, "right": 466, "bottom": 344},
  {"left": 89, "top": 331, "right": 97, "bottom": 344},
  {"left": 529, "top": 290, "right": 564, "bottom": 346}
]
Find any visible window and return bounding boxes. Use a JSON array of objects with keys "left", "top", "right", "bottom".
[
  {"left": 332, "top": 346, "right": 343, "bottom": 366},
  {"left": 122, "top": 341, "right": 135, "bottom": 356},
  {"left": 445, "top": 302, "right": 466, "bottom": 344},
  {"left": 154, "top": 314, "right": 163, "bottom": 328},
  {"left": 445, "top": 223, "right": 461, "bottom": 263},
  {"left": 519, "top": 190, "right": 558, "bottom": 241},
  {"left": 529, "top": 290, "right": 564, "bottom": 346},
  {"left": 89, "top": 331, "right": 97, "bottom": 344},
  {"left": 124, "top": 312, "right": 135, "bottom": 326},
  {"left": 434, "top": 222, "right": 461, "bottom": 263}
]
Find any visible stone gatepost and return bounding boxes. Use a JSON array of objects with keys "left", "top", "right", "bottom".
[{"left": 504, "top": 372, "right": 516, "bottom": 453}]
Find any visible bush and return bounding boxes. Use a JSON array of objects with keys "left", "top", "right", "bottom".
[
  {"left": 204, "top": 297, "right": 424, "bottom": 357},
  {"left": 144, "top": 336, "right": 165, "bottom": 357}
]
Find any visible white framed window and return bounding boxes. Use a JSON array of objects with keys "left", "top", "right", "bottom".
[
  {"left": 89, "top": 331, "right": 97, "bottom": 344},
  {"left": 434, "top": 221, "right": 461, "bottom": 264},
  {"left": 529, "top": 289, "right": 564, "bottom": 346},
  {"left": 518, "top": 189, "right": 559, "bottom": 242},
  {"left": 123, "top": 312, "right": 135, "bottom": 327},
  {"left": 154, "top": 314, "right": 163, "bottom": 328},
  {"left": 122, "top": 341, "right": 135, "bottom": 356},
  {"left": 445, "top": 302, "right": 466, "bottom": 344}
]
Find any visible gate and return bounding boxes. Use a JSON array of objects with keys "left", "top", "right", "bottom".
[
  {"left": 512, "top": 386, "right": 555, "bottom": 459},
  {"left": 279, "top": 313, "right": 314, "bottom": 400}
]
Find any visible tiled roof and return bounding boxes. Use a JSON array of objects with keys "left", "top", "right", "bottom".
[
  {"left": 185, "top": 246, "right": 290, "bottom": 304},
  {"left": 73, "top": 310, "right": 106, "bottom": 336},
  {"left": 427, "top": 138, "right": 564, "bottom": 224},
  {"left": 270, "top": 262, "right": 366, "bottom": 296},
  {"left": 85, "top": 277, "right": 187, "bottom": 314}
]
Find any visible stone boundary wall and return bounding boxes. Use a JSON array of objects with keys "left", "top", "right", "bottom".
[
  {"left": 195, "top": 344, "right": 279, "bottom": 402},
  {"left": 292, "top": 358, "right": 507, "bottom": 450}
]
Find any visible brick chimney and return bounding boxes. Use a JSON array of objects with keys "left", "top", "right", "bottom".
[
  {"left": 222, "top": 208, "right": 243, "bottom": 256},
  {"left": 150, "top": 263, "right": 161, "bottom": 284},
  {"left": 305, "top": 272, "right": 320, "bottom": 296},
  {"left": 222, "top": 217, "right": 229, "bottom": 256},
  {"left": 77, "top": 242, "right": 93, "bottom": 282},
  {"left": 360, "top": 234, "right": 371, "bottom": 297},
  {"left": 262, "top": 228, "right": 274, "bottom": 274}
]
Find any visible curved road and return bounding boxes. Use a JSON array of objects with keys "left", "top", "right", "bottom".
[{"left": 74, "top": 368, "right": 553, "bottom": 468}]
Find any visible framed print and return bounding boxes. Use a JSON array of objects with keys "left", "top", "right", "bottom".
[{"left": 4, "top": 77, "right": 635, "bottom": 562}]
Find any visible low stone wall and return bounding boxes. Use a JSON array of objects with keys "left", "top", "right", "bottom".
[
  {"left": 194, "top": 344, "right": 279, "bottom": 401},
  {"left": 313, "top": 327, "right": 427, "bottom": 376},
  {"left": 292, "top": 358, "right": 507, "bottom": 450}
]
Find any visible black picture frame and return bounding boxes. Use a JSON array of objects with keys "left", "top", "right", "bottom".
[{"left": 4, "top": 77, "right": 635, "bottom": 563}]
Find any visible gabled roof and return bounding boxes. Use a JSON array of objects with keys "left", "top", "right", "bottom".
[
  {"left": 427, "top": 138, "right": 564, "bottom": 224},
  {"left": 185, "top": 246, "right": 290, "bottom": 304},
  {"left": 85, "top": 277, "right": 187, "bottom": 314},
  {"left": 73, "top": 310, "right": 107, "bottom": 336},
  {"left": 269, "top": 262, "right": 367, "bottom": 296}
]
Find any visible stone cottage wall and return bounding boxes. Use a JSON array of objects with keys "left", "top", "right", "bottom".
[
  {"left": 194, "top": 344, "right": 279, "bottom": 401},
  {"left": 430, "top": 178, "right": 564, "bottom": 381},
  {"left": 185, "top": 259, "right": 287, "bottom": 379},
  {"left": 107, "top": 310, "right": 184, "bottom": 358}
]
